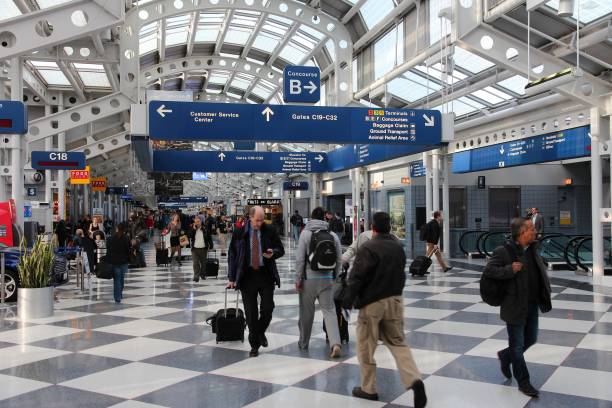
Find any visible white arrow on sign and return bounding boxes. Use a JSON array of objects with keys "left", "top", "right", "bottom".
[
  {"left": 262, "top": 106, "right": 274, "bottom": 122},
  {"left": 315, "top": 154, "right": 324, "bottom": 163},
  {"left": 499, "top": 145, "right": 505, "bottom": 155},
  {"left": 218, "top": 152, "right": 226, "bottom": 162},
  {"left": 423, "top": 114, "right": 435, "bottom": 127},
  {"left": 304, "top": 81, "right": 318, "bottom": 94},
  {"left": 157, "top": 104, "right": 173, "bottom": 118}
]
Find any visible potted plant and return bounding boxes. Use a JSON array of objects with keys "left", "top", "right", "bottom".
[{"left": 17, "top": 236, "right": 55, "bottom": 319}]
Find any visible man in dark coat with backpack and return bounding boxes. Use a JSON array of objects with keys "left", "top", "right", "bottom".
[
  {"left": 483, "top": 218, "right": 552, "bottom": 398},
  {"left": 421, "top": 211, "right": 453, "bottom": 272},
  {"left": 227, "top": 206, "right": 285, "bottom": 357}
]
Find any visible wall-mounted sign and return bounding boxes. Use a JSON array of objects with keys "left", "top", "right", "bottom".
[
  {"left": 409, "top": 160, "right": 426, "bottom": 177},
  {"left": 31, "top": 151, "right": 86, "bottom": 170},
  {"left": 106, "top": 186, "right": 127, "bottom": 195},
  {"left": 27, "top": 187, "right": 37, "bottom": 196},
  {"left": 283, "top": 65, "right": 321, "bottom": 104},
  {"left": 282, "top": 181, "right": 309, "bottom": 191},
  {"left": 0, "top": 100, "right": 27, "bottom": 134},
  {"left": 69, "top": 165, "right": 90, "bottom": 185}
]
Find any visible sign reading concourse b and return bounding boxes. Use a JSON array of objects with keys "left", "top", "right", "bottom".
[
  {"left": 148, "top": 101, "right": 442, "bottom": 145},
  {"left": 283, "top": 66, "right": 320, "bottom": 103}
]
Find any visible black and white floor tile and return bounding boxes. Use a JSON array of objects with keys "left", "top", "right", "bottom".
[{"left": 0, "top": 238, "right": 611, "bottom": 407}]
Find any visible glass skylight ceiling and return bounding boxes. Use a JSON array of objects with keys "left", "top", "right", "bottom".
[
  {"left": 0, "top": 0, "right": 20, "bottom": 22},
  {"left": 360, "top": 0, "right": 396, "bottom": 28},
  {"left": 546, "top": 0, "right": 612, "bottom": 23}
]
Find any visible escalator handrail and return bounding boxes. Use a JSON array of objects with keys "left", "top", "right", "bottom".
[
  {"left": 482, "top": 231, "right": 511, "bottom": 258},
  {"left": 459, "top": 230, "right": 484, "bottom": 256},
  {"left": 574, "top": 237, "right": 593, "bottom": 272},
  {"left": 476, "top": 231, "right": 491, "bottom": 256},
  {"left": 538, "top": 233, "right": 570, "bottom": 262},
  {"left": 564, "top": 235, "right": 589, "bottom": 271}
]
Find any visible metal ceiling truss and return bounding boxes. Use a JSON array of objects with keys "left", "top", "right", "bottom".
[
  {"left": 454, "top": 2, "right": 612, "bottom": 107},
  {"left": 24, "top": 40, "right": 120, "bottom": 65},
  {"left": 142, "top": 55, "right": 283, "bottom": 96},
  {"left": 25, "top": 92, "right": 132, "bottom": 144},
  {"left": 72, "top": 130, "right": 131, "bottom": 161},
  {"left": 0, "top": 0, "right": 124, "bottom": 61},
  {"left": 120, "top": 0, "right": 353, "bottom": 105}
]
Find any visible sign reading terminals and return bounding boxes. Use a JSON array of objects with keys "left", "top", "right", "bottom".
[
  {"left": 283, "top": 66, "right": 320, "bottom": 104},
  {"left": 31, "top": 151, "right": 86, "bottom": 170}
]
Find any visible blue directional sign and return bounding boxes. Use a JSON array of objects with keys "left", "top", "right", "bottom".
[
  {"left": 327, "top": 143, "right": 432, "bottom": 172},
  {"left": 106, "top": 187, "right": 127, "bottom": 195},
  {"left": 232, "top": 141, "right": 256, "bottom": 150},
  {"left": 161, "top": 196, "right": 208, "bottom": 204},
  {"left": 121, "top": 195, "right": 133, "bottom": 201},
  {"left": 410, "top": 160, "right": 426, "bottom": 177},
  {"left": 283, "top": 66, "right": 320, "bottom": 104},
  {"left": 452, "top": 126, "right": 591, "bottom": 173},
  {"left": 283, "top": 181, "right": 309, "bottom": 191},
  {"left": 192, "top": 172, "right": 210, "bottom": 180},
  {"left": 154, "top": 150, "right": 328, "bottom": 173},
  {"left": 31, "top": 151, "right": 86, "bottom": 170},
  {"left": 27, "top": 187, "right": 37, "bottom": 197},
  {"left": 148, "top": 101, "right": 442, "bottom": 145},
  {"left": 0, "top": 100, "right": 27, "bottom": 134}
]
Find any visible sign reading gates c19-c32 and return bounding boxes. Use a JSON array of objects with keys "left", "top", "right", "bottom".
[{"left": 148, "top": 101, "right": 442, "bottom": 146}]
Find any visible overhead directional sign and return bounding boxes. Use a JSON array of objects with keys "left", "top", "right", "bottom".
[
  {"left": 148, "top": 101, "right": 442, "bottom": 145},
  {"left": 31, "top": 151, "right": 85, "bottom": 170},
  {"left": 159, "top": 196, "right": 208, "bottom": 204},
  {"left": 283, "top": 181, "right": 309, "bottom": 191},
  {"left": 327, "top": 143, "right": 433, "bottom": 172},
  {"left": 409, "top": 160, "right": 426, "bottom": 177},
  {"left": 232, "top": 141, "right": 256, "bottom": 150},
  {"left": 192, "top": 172, "right": 210, "bottom": 181},
  {"left": 247, "top": 199, "right": 282, "bottom": 206},
  {"left": 0, "top": 100, "right": 27, "bottom": 134},
  {"left": 154, "top": 150, "right": 328, "bottom": 173},
  {"left": 452, "top": 126, "right": 591, "bottom": 173},
  {"left": 283, "top": 66, "right": 320, "bottom": 103}
]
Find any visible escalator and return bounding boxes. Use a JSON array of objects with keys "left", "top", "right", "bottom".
[{"left": 573, "top": 237, "right": 612, "bottom": 275}]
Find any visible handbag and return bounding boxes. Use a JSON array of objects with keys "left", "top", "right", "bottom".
[
  {"left": 179, "top": 234, "right": 189, "bottom": 247},
  {"left": 95, "top": 257, "right": 114, "bottom": 280},
  {"left": 333, "top": 266, "right": 349, "bottom": 303}
]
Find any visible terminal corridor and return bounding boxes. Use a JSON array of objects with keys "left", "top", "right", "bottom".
[{"left": 1, "top": 240, "right": 611, "bottom": 408}]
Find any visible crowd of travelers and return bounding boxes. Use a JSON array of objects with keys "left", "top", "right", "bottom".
[{"left": 53, "top": 201, "right": 551, "bottom": 407}]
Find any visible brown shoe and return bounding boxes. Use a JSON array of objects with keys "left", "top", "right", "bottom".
[{"left": 352, "top": 387, "right": 378, "bottom": 401}]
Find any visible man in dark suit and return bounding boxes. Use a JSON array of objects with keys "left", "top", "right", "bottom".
[
  {"left": 484, "top": 218, "right": 552, "bottom": 398},
  {"left": 227, "top": 206, "right": 285, "bottom": 357},
  {"left": 531, "top": 208, "right": 544, "bottom": 238}
]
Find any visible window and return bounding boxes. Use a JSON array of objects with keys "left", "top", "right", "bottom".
[
  {"left": 546, "top": 0, "right": 612, "bottom": 23},
  {"left": 497, "top": 75, "right": 529, "bottom": 95},
  {"left": 449, "top": 188, "right": 467, "bottom": 228},
  {"left": 360, "top": 0, "right": 395, "bottom": 28},
  {"left": 374, "top": 25, "right": 404, "bottom": 79},
  {"left": 430, "top": 0, "right": 452, "bottom": 45}
]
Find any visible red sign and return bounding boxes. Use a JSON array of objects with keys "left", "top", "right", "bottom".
[{"left": 70, "top": 166, "right": 90, "bottom": 185}]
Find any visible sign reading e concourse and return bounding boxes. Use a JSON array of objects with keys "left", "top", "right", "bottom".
[
  {"left": 148, "top": 101, "right": 442, "bottom": 146},
  {"left": 154, "top": 150, "right": 328, "bottom": 174},
  {"left": 31, "top": 151, "right": 86, "bottom": 170}
]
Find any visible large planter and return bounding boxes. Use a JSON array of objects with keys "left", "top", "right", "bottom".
[{"left": 18, "top": 287, "right": 54, "bottom": 320}]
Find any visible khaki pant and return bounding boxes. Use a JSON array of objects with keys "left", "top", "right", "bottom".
[
  {"left": 357, "top": 296, "right": 421, "bottom": 394},
  {"left": 218, "top": 232, "right": 227, "bottom": 252},
  {"left": 426, "top": 242, "right": 448, "bottom": 269}
]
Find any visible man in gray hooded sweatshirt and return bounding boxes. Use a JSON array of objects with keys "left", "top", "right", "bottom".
[{"left": 295, "top": 206, "right": 343, "bottom": 358}]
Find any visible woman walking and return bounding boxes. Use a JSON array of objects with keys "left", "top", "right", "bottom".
[
  {"left": 167, "top": 213, "right": 182, "bottom": 266},
  {"left": 106, "top": 223, "right": 131, "bottom": 303}
]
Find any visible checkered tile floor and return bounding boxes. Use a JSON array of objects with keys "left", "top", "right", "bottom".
[{"left": 1, "top": 238, "right": 612, "bottom": 408}]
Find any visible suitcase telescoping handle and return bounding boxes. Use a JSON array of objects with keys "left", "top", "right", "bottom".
[{"left": 224, "top": 288, "right": 240, "bottom": 318}]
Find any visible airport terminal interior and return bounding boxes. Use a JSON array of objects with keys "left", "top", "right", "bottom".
[{"left": 1, "top": 0, "right": 612, "bottom": 407}]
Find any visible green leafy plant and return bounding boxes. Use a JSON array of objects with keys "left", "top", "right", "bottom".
[{"left": 17, "top": 236, "right": 54, "bottom": 289}]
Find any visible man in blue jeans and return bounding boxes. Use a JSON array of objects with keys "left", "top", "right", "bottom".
[
  {"left": 106, "top": 223, "right": 131, "bottom": 303},
  {"left": 483, "top": 218, "right": 552, "bottom": 398}
]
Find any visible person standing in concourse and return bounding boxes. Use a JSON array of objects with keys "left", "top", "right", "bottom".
[
  {"left": 189, "top": 216, "right": 209, "bottom": 282},
  {"left": 484, "top": 218, "right": 552, "bottom": 398},
  {"left": 424, "top": 211, "right": 453, "bottom": 272},
  {"left": 342, "top": 212, "right": 427, "bottom": 407},
  {"left": 227, "top": 206, "right": 285, "bottom": 357}
]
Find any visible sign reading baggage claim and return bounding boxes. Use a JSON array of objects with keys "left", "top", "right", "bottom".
[{"left": 148, "top": 101, "right": 442, "bottom": 145}]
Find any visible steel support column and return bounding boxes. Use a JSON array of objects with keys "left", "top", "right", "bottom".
[
  {"left": 432, "top": 150, "right": 440, "bottom": 212},
  {"left": 591, "top": 107, "right": 606, "bottom": 282},
  {"left": 362, "top": 168, "right": 370, "bottom": 231},
  {"left": 57, "top": 94, "right": 66, "bottom": 223},
  {"left": 442, "top": 152, "right": 450, "bottom": 259},
  {"left": 44, "top": 104, "right": 53, "bottom": 233},
  {"left": 424, "top": 152, "right": 432, "bottom": 219},
  {"left": 10, "top": 58, "right": 24, "bottom": 230}
]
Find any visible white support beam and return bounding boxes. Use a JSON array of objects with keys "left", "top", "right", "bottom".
[
  {"left": 341, "top": 0, "right": 367, "bottom": 24},
  {"left": 0, "top": 0, "right": 124, "bottom": 60},
  {"left": 26, "top": 41, "right": 120, "bottom": 64},
  {"left": 26, "top": 92, "right": 131, "bottom": 144},
  {"left": 57, "top": 61, "right": 86, "bottom": 102},
  {"left": 298, "top": 36, "right": 329, "bottom": 66},
  {"left": 215, "top": 9, "right": 235, "bottom": 56},
  {"left": 73, "top": 130, "right": 131, "bottom": 160},
  {"left": 241, "top": 13, "right": 268, "bottom": 59},
  {"left": 158, "top": 19, "right": 166, "bottom": 62},
  {"left": 268, "top": 23, "right": 299, "bottom": 66},
  {"left": 186, "top": 11, "right": 200, "bottom": 58},
  {"left": 353, "top": 0, "right": 416, "bottom": 52},
  {"left": 22, "top": 64, "right": 53, "bottom": 104},
  {"left": 457, "top": 24, "right": 612, "bottom": 107}
]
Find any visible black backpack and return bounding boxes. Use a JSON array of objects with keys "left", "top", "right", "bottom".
[
  {"left": 308, "top": 230, "right": 338, "bottom": 272},
  {"left": 480, "top": 243, "right": 516, "bottom": 306}
]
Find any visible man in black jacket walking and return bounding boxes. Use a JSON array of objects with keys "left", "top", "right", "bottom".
[
  {"left": 484, "top": 218, "right": 552, "bottom": 398},
  {"left": 227, "top": 206, "right": 285, "bottom": 357},
  {"left": 424, "top": 211, "right": 452, "bottom": 272},
  {"left": 343, "top": 212, "right": 426, "bottom": 407}
]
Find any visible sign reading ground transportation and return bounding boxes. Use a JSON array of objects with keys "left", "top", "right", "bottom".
[
  {"left": 283, "top": 181, "right": 309, "bottom": 191},
  {"left": 410, "top": 160, "right": 426, "bottom": 177},
  {"left": 0, "top": 100, "right": 28, "bottom": 134},
  {"left": 452, "top": 126, "right": 591, "bottom": 173},
  {"left": 283, "top": 66, "right": 320, "bottom": 104},
  {"left": 31, "top": 151, "right": 86, "bottom": 170},
  {"left": 247, "top": 199, "right": 282, "bottom": 206},
  {"left": 148, "top": 101, "right": 442, "bottom": 145},
  {"left": 153, "top": 150, "right": 328, "bottom": 174}
]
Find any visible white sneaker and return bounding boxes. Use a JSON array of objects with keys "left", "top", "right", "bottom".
[{"left": 330, "top": 344, "right": 341, "bottom": 358}]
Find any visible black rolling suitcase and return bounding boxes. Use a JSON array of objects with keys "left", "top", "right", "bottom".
[
  {"left": 206, "top": 289, "right": 246, "bottom": 343},
  {"left": 155, "top": 241, "right": 169, "bottom": 266},
  {"left": 205, "top": 250, "right": 220, "bottom": 278},
  {"left": 409, "top": 247, "right": 437, "bottom": 276},
  {"left": 323, "top": 300, "right": 350, "bottom": 344}
]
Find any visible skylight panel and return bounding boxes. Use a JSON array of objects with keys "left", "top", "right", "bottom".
[
  {"left": 293, "top": 31, "right": 317, "bottom": 50},
  {"left": 0, "top": 0, "right": 21, "bottom": 22},
  {"left": 299, "top": 25, "right": 325, "bottom": 40},
  {"left": 374, "top": 25, "right": 404, "bottom": 79},
  {"left": 37, "top": 0, "right": 72, "bottom": 8},
  {"left": 73, "top": 63, "right": 104, "bottom": 70},
  {"left": 404, "top": 71, "right": 442, "bottom": 90},
  {"left": 387, "top": 72, "right": 440, "bottom": 103},
  {"left": 546, "top": 0, "right": 612, "bottom": 23},
  {"left": 484, "top": 86, "right": 512, "bottom": 100},
  {"left": 231, "top": 77, "right": 252, "bottom": 90},
  {"left": 30, "top": 60, "right": 59, "bottom": 68},
  {"left": 430, "top": 0, "right": 452, "bottom": 45},
  {"left": 268, "top": 14, "right": 293, "bottom": 25},
  {"left": 38, "top": 70, "right": 71, "bottom": 86},
  {"left": 414, "top": 64, "right": 466, "bottom": 84},
  {"left": 325, "top": 39, "right": 336, "bottom": 60},
  {"left": 453, "top": 47, "right": 495, "bottom": 74},
  {"left": 434, "top": 97, "right": 484, "bottom": 117},
  {"left": 208, "top": 70, "right": 230, "bottom": 85},
  {"left": 252, "top": 33, "right": 279, "bottom": 52},
  {"left": 262, "top": 21, "right": 287, "bottom": 36},
  {"left": 360, "top": 0, "right": 395, "bottom": 28},
  {"left": 79, "top": 71, "right": 111, "bottom": 88},
  {"left": 225, "top": 27, "right": 251, "bottom": 45},
  {"left": 471, "top": 89, "right": 505, "bottom": 105},
  {"left": 497, "top": 75, "right": 528, "bottom": 95},
  {"left": 279, "top": 44, "right": 308, "bottom": 64},
  {"left": 252, "top": 85, "right": 273, "bottom": 99},
  {"left": 195, "top": 29, "right": 218, "bottom": 42},
  {"left": 166, "top": 26, "right": 189, "bottom": 46}
]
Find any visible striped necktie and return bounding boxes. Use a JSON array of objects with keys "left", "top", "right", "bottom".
[{"left": 251, "top": 230, "right": 260, "bottom": 269}]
